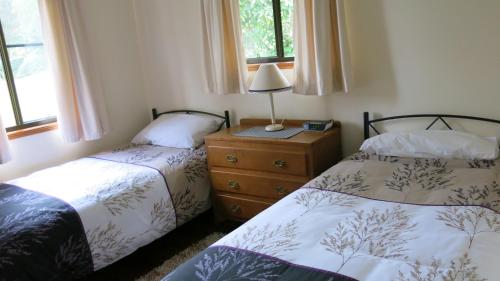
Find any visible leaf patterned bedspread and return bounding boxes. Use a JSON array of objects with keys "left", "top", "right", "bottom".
[
  {"left": 164, "top": 152, "right": 500, "bottom": 281},
  {"left": 3, "top": 144, "right": 211, "bottom": 279}
]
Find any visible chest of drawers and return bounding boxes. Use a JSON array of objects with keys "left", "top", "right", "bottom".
[{"left": 205, "top": 119, "right": 342, "bottom": 221}]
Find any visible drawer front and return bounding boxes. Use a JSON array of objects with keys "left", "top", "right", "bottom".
[
  {"left": 215, "top": 194, "right": 272, "bottom": 220},
  {"left": 208, "top": 146, "right": 307, "bottom": 176},
  {"left": 211, "top": 170, "right": 306, "bottom": 200}
]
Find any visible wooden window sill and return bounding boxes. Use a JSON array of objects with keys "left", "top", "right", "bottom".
[
  {"left": 7, "top": 122, "right": 58, "bottom": 140},
  {"left": 248, "top": 61, "right": 294, "bottom": 72}
]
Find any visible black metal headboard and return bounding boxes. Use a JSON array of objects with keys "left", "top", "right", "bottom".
[
  {"left": 152, "top": 108, "right": 231, "bottom": 129},
  {"left": 363, "top": 112, "right": 500, "bottom": 140}
]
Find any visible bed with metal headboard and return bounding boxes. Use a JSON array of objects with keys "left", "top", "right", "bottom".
[
  {"left": 162, "top": 112, "right": 500, "bottom": 281},
  {"left": 0, "top": 108, "right": 232, "bottom": 280},
  {"left": 152, "top": 108, "right": 231, "bottom": 129},
  {"left": 363, "top": 111, "right": 500, "bottom": 140}
]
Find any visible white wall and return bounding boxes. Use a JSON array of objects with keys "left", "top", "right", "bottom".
[
  {"left": 4, "top": 0, "right": 500, "bottom": 181},
  {"left": 0, "top": 0, "right": 149, "bottom": 181},
  {"left": 134, "top": 0, "right": 500, "bottom": 156}
]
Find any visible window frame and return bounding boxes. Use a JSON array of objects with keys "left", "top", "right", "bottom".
[
  {"left": 244, "top": 0, "right": 294, "bottom": 65},
  {"left": 0, "top": 16, "right": 57, "bottom": 134}
]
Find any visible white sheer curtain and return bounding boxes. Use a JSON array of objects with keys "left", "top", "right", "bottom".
[
  {"left": 201, "top": 0, "right": 249, "bottom": 95},
  {"left": 293, "top": 0, "right": 352, "bottom": 95},
  {"left": 38, "top": 0, "right": 110, "bottom": 142},
  {"left": 0, "top": 116, "right": 11, "bottom": 164}
]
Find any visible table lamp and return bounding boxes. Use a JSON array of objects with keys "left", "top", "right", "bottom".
[{"left": 248, "top": 63, "right": 292, "bottom": 132}]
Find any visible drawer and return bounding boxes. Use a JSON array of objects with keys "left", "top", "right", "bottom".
[
  {"left": 211, "top": 169, "right": 307, "bottom": 200},
  {"left": 214, "top": 194, "right": 272, "bottom": 220},
  {"left": 208, "top": 146, "right": 308, "bottom": 176}
]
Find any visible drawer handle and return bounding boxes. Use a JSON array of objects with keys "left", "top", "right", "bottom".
[
  {"left": 228, "top": 180, "right": 240, "bottom": 190},
  {"left": 274, "top": 160, "right": 287, "bottom": 168},
  {"left": 275, "top": 186, "right": 288, "bottom": 196},
  {"left": 230, "top": 204, "right": 241, "bottom": 214},
  {"left": 225, "top": 155, "right": 238, "bottom": 163}
]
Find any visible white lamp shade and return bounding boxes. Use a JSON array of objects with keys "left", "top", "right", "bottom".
[{"left": 249, "top": 63, "right": 292, "bottom": 93}]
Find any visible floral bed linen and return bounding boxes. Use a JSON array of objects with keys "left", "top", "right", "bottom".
[
  {"left": 2, "top": 144, "right": 210, "bottom": 280},
  {"left": 164, "top": 152, "right": 500, "bottom": 281}
]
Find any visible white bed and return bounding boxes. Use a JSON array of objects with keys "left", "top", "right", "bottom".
[
  {"left": 162, "top": 113, "right": 500, "bottom": 281},
  {"left": 9, "top": 144, "right": 211, "bottom": 270},
  {"left": 0, "top": 109, "right": 229, "bottom": 280}
]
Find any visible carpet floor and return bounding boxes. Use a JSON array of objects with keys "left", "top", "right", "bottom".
[{"left": 135, "top": 232, "right": 225, "bottom": 281}]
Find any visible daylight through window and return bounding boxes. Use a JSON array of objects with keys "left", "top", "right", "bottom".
[
  {"left": 0, "top": 0, "right": 57, "bottom": 132},
  {"left": 239, "top": 0, "right": 294, "bottom": 64}
]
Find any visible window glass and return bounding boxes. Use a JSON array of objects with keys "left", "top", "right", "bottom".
[
  {"left": 0, "top": 62, "right": 15, "bottom": 127},
  {"left": 0, "top": 0, "right": 57, "bottom": 125},
  {"left": 280, "top": 0, "right": 294, "bottom": 58},
  {"left": 240, "top": 0, "right": 277, "bottom": 59},
  {"left": 8, "top": 46, "right": 56, "bottom": 122},
  {"left": 0, "top": 0, "right": 44, "bottom": 45}
]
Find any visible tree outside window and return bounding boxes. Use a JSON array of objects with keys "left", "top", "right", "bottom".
[
  {"left": 239, "top": 0, "right": 294, "bottom": 64},
  {"left": 0, "top": 0, "right": 57, "bottom": 131}
]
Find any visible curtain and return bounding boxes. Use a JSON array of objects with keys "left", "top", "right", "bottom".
[
  {"left": 201, "top": 0, "right": 249, "bottom": 95},
  {"left": 293, "top": 0, "right": 352, "bottom": 95},
  {"left": 38, "top": 0, "right": 110, "bottom": 142},
  {"left": 0, "top": 116, "right": 11, "bottom": 164}
]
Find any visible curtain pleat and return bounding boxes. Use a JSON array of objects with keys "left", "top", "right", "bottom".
[
  {"left": 38, "top": 0, "right": 110, "bottom": 142},
  {"left": 293, "top": 0, "right": 352, "bottom": 95},
  {"left": 201, "top": 0, "right": 248, "bottom": 95},
  {"left": 0, "top": 116, "right": 12, "bottom": 164}
]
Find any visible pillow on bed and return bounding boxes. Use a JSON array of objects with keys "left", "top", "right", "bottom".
[
  {"left": 360, "top": 130, "right": 499, "bottom": 160},
  {"left": 132, "top": 114, "right": 221, "bottom": 148}
]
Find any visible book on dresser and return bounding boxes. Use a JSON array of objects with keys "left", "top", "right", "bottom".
[{"left": 204, "top": 118, "right": 342, "bottom": 222}]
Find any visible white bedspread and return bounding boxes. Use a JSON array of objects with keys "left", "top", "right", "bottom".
[
  {"left": 9, "top": 144, "right": 211, "bottom": 270},
  {"left": 207, "top": 152, "right": 500, "bottom": 280}
]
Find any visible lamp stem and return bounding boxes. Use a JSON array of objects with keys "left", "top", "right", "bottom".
[{"left": 268, "top": 92, "right": 276, "bottom": 124}]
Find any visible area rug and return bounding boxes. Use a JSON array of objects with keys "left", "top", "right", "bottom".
[{"left": 135, "top": 232, "right": 225, "bottom": 281}]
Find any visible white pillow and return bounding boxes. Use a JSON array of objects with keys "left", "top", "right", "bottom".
[
  {"left": 360, "top": 130, "right": 499, "bottom": 160},
  {"left": 132, "top": 113, "right": 221, "bottom": 148}
]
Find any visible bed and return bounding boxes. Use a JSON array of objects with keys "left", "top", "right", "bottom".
[
  {"left": 163, "top": 112, "right": 500, "bottom": 281},
  {"left": 0, "top": 109, "right": 229, "bottom": 280}
]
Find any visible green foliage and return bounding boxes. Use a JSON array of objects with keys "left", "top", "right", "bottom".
[
  {"left": 0, "top": 0, "right": 47, "bottom": 79},
  {"left": 280, "top": 0, "right": 293, "bottom": 57},
  {"left": 239, "top": 0, "right": 294, "bottom": 59},
  {"left": 239, "top": 0, "right": 275, "bottom": 58}
]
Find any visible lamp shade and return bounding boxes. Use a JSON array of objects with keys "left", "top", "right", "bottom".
[{"left": 248, "top": 64, "right": 292, "bottom": 93}]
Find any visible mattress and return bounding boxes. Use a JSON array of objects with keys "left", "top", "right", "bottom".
[
  {"left": 164, "top": 151, "right": 500, "bottom": 281},
  {"left": 1, "top": 144, "right": 211, "bottom": 279}
]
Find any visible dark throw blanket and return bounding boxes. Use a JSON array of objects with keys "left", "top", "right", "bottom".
[
  {"left": 162, "top": 246, "right": 357, "bottom": 281},
  {"left": 0, "top": 184, "right": 93, "bottom": 281}
]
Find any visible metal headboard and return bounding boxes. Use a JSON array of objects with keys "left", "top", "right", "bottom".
[
  {"left": 152, "top": 108, "right": 231, "bottom": 129},
  {"left": 363, "top": 112, "right": 500, "bottom": 140}
]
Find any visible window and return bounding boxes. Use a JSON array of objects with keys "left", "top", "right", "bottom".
[
  {"left": 0, "top": 0, "right": 57, "bottom": 132},
  {"left": 239, "top": 0, "right": 293, "bottom": 64}
]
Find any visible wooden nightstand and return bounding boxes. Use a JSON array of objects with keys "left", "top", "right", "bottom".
[{"left": 205, "top": 119, "right": 342, "bottom": 222}]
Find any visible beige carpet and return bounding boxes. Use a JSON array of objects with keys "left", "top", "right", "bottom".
[{"left": 135, "top": 232, "right": 225, "bottom": 281}]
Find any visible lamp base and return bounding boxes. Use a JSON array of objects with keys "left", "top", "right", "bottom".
[{"left": 265, "top": 123, "right": 284, "bottom": 132}]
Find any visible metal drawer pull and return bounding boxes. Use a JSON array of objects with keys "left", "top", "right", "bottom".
[
  {"left": 274, "top": 160, "right": 287, "bottom": 168},
  {"left": 230, "top": 204, "right": 242, "bottom": 213},
  {"left": 275, "top": 186, "right": 287, "bottom": 196},
  {"left": 225, "top": 155, "right": 238, "bottom": 163},
  {"left": 228, "top": 180, "right": 240, "bottom": 190}
]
